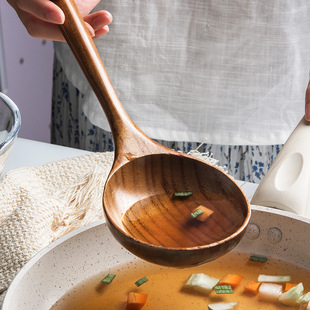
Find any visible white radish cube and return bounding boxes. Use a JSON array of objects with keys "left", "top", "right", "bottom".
[
  {"left": 258, "top": 275, "right": 291, "bottom": 283},
  {"left": 259, "top": 283, "right": 282, "bottom": 302},
  {"left": 185, "top": 273, "right": 219, "bottom": 294}
]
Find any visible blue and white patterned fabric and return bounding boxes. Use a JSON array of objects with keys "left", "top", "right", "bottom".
[{"left": 51, "top": 58, "right": 282, "bottom": 183}]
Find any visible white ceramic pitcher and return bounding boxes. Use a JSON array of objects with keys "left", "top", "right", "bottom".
[{"left": 252, "top": 117, "right": 310, "bottom": 217}]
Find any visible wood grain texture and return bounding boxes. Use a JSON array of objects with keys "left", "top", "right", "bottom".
[{"left": 53, "top": 0, "right": 251, "bottom": 267}]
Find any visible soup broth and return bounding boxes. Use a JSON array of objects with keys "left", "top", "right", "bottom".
[
  {"left": 51, "top": 251, "right": 310, "bottom": 310},
  {"left": 122, "top": 192, "right": 245, "bottom": 248}
]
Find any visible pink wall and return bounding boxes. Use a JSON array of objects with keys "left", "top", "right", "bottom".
[{"left": 0, "top": 1, "right": 54, "bottom": 143}]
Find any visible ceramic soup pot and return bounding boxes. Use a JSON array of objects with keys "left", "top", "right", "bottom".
[{"left": 2, "top": 205, "right": 310, "bottom": 309}]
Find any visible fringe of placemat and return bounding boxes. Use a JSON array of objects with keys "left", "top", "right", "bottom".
[
  {"left": 51, "top": 166, "right": 107, "bottom": 240},
  {"left": 188, "top": 142, "right": 228, "bottom": 173}
]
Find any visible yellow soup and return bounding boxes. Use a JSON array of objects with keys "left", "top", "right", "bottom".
[{"left": 51, "top": 252, "right": 310, "bottom": 310}]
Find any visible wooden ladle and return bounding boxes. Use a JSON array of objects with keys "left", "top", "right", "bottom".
[{"left": 53, "top": 0, "right": 251, "bottom": 267}]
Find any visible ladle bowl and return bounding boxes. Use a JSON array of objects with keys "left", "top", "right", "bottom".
[
  {"left": 53, "top": 0, "right": 251, "bottom": 267},
  {"left": 105, "top": 154, "right": 250, "bottom": 267}
]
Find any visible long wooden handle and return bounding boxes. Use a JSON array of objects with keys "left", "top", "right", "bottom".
[{"left": 52, "top": 0, "right": 167, "bottom": 166}]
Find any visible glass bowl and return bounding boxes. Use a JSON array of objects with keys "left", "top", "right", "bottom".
[{"left": 0, "top": 92, "right": 21, "bottom": 175}]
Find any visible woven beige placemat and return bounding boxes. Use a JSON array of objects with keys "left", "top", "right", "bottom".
[
  {"left": 0, "top": 148, "right": 223, "bottom": 306},
  {"left": 0, "top": 152, "right": 114, "bottom": 304}
]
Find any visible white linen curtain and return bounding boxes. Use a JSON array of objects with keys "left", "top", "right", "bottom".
[{"left": 54, "top": 0, "right": 309, "bottom": 145}]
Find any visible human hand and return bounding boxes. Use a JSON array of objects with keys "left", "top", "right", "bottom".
[
  {"left": 7, "top": 0, "right": 112, "bottom": 41},
  {"left": 306, "top": 80, "right": 310, "bottom": 121}
]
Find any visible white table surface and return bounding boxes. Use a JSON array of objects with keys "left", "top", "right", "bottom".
[
  {"left": 3, "top": 138, "right": 258, "bottom": 201},
  {"left": 3, "top": 138, "right": 90, "bottom": 173}
]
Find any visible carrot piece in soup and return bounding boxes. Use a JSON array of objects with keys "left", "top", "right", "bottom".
[
  {"left": 244, "top": 281, "right": 261, "bottom": 295},
  {"left": 284, "top": 282, "right": 298, "bottom": 292},
  {"left": 191, "top": 205, "right": 214, "bottom": 222},
  {"left": 126, "top": 292, "right": 148, "bottom": 310},
  {"left": 218, "top": 274, "right": 244, "bottom": 288}
]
